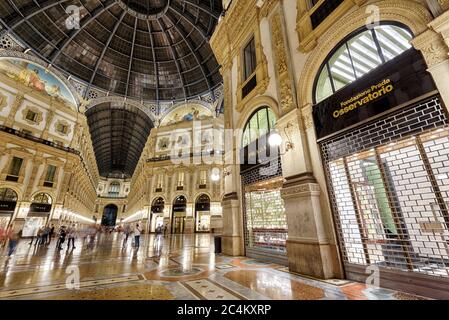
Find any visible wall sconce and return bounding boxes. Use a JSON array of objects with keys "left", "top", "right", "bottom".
[{"left": 268, "top": 123, "right": 295, "bottom": 154}]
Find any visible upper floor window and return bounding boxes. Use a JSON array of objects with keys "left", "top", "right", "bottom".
[
  {"left": 56, "top": 123, "right": 69, "bottom": 135},
  {"left": 44, "top": 165, "right": 57, "bottom": 187},
  {"left": 108, "top": 181, "right": 120, "bottom": 197},
  {"left": 25, "top": 110, "right": 38, "bottom": 122},
  {"left": 242, "top": 107, "right": 276, "bottom": 147},
  {"left": 243, "top": 37, "right": 257, "bottom": 81},
  {"left": 177, "top": 172, "right": 185, "bottom": 189},
  {"left": 156, "top": 174, "right": 164, "bottom": 189},
  {"left": 315, "top": 24, "right": 413, "bottom": 103},
  {"left": 199, "top": 170, "right": 207, "bottom": 186},
  {"left": 6, "top": 157, "right": 23, "bottom": 181}
]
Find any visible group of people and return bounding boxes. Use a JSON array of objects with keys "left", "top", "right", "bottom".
[
  {"left": 116, "top": 223, "right": 142, "bottom": 248},
  {"left": 29, "top": 224, "right": 55, "bottom": 246}
]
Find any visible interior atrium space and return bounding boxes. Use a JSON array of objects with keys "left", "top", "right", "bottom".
[{"left": 0, "top": 0, "right": 449, "bottom": 304}]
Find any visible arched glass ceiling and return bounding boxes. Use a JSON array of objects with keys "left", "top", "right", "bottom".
[
  {"left": 315, "top": 24, "right": 413, "bottom": 103},
  {"left": 0, "top": 0, "right": 223, "bottom": 102},
  {"left": 86, "top": 102, "right": 154, "bottom": 178}
]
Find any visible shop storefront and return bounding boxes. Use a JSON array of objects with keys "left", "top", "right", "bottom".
[
  {"left": 313, "top": 23, "right": 449, "bottom": 296},
  {"left": 195, "top": 194, "right": 211, "bottom": 233},
  {"left": 22, "top": 193, "right": 52, "bottom": 237},
  {"left": 150, "top": 197, "right": 165, "bottom": 233},
  {"left": 240, "top": 107, "right": 288, "bottom": 264},
  {"left": 0, "top": 188, "right": 18, "bottom": 229},
  {"left": 172, "top": 195, "right": 187, "bottom": 234}
]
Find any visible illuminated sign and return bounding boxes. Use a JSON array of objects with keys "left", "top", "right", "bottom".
[{"left": 313, "top": 49, "right": 437, "bottom": 140}]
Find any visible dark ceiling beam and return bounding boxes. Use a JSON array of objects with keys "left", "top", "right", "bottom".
[
  {"left": 146, "top": 20, "right": 159, "bottom": 105},
  {"left": 4, "top": 0, "right": 70, "bottom": 30},
  {"left": 156, "top": 17, "right": 187, "bottom": 100},
  {"left": 84, "top": 10, "right": 127, "bottom": 99},
  {"left": 168, "top": 5, "right": 208, "bottom": 38},
  {"left": 50, "top": 0, "right": 117, "bottom": 63},
  {"left": 124, "top": 17, "right": 137, "bottom": 98},
  {"left": 181, "top": 0, "right": 221, "bottom": 19},
  {"left": 164, "top": 13, "right": 212, "bottom": 92}
]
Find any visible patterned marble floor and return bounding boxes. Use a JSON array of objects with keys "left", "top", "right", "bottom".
[{"left": 0, "top": 233, "right": 428, "bottom": 300}]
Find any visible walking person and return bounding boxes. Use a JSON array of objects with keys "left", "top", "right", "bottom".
[
  {"left": 47, "top": 224, "right": 55, "bottom": 245},
  {"left": 57, "top": 226, "right": 67, "bottom": 250},
  {"left": 123, "top": 224, "right": 131, "bottom": 244},
  {"left": 134, "top": 223, "right": 141, "bottom": 248},
  {"left": 6, "top": 225, "right": 18, "bottom": 257},
  {"left": 0, "top": 225, "right": 6, "bottom": 247},
  {"left": 67, "top": 224, "right": 77, "bottom": 250}
]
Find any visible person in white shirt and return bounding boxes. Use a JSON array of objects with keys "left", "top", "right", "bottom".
[
  {"left": 67, "top": 224, "right": 77, "bottom": 250},
  {"left": 134, "top": 223, "right": 141, "bottom": 248}
]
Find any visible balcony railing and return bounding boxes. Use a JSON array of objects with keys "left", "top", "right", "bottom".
[{"left": 0, "top": 125, "right": 79, "bottom": 155}]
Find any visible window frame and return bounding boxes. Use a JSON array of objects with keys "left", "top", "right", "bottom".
[
  {"left": 313, "top": 22, "right": 414, "bottom": 104},
  {"left": 242, "top": 107, "right": 276, "bottom": 148}
]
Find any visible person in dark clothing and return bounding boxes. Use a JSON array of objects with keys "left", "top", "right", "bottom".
[
  {"left": 58, "top": 226, "right": 67, "bottom": 250},
  {"left": 47, "top": 224, "right": 55, "bottom": 244}
]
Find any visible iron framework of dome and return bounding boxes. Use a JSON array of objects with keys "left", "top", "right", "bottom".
[
  {"left": 86, "top": 102, "right": 154, "bottom": 178},
  {"left": 0, "top": 0, "right": 223, "bottom": 102}
]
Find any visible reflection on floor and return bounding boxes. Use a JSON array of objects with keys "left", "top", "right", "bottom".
[{"left": 0, "top": 234, "right": 428, "bottom": 300}]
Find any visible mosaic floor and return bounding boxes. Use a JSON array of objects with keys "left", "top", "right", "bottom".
[{"left": 0, "top": 234, "right": 428, "bottom": 300}]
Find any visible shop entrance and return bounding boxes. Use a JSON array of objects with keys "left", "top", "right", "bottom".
[
  {"left": 101, "top": 204, "right": 118, "bottom": 226},
  {"left": 195, "top": 194, "right": 211, "bottom": 233},
  {"left": 171, "top": 195, "right": 186, "bottom": 234},
  {"left": 150, "top": 197, "right": 165, "bottom": 233},
  {"left": 322, "top": 97, "right": 449, "bottom": 280},
  {"left": 0, "top": 188, "right": 18, "bottom": 229},
  {"left": 23, "top": 193, "right": 52, "bottom": 237}
]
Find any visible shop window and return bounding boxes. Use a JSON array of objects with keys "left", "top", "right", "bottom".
[
  {"left": 244, "top": 188, "right": 287, "bottom": 253},
  {"left": 6, "top": 157, "right": 23, "bottom": 182},
  {"left": 243, "top": 37, "right": 257, "bottom": 81},
  {"left": 108, "top": 181, "right": 120, "bottom": 197},
  {"left": 44, "top": 165, "right": 56, "bottom": 187},
  {"left": 314, "top": 24, "right": 413, "bottom": 103},
  {"left": 242, "top": 107, "right": 276, "bottom": 147}
]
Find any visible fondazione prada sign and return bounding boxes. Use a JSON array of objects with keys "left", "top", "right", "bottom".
[{"left": 313, "top": 49, "right": 437, "bottom": 140}]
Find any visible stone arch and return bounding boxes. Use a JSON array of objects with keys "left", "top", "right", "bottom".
[
  {"left": 31, "top": 191, "right": 55, "bottom": 204},
  {"left": 85, "top": 95, "right": 157, "bottom": 124},
  {"left": 0, "top": 183, "right": 23, "bottom": 201},
  {"left": 298, "top": 0, "right": 433, "bottom": 108}
]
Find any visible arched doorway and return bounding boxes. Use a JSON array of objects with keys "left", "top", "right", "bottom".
[
  {"left": 171, "top": 195, "right": 187, "bottom": 234},
  {"left": 101, "top": 204, "right": 118, "bottom": 227},
  {"left": 0, "top": 188, "right": 18, "bottom": 229},
  {"left": 195, "top": 194, "right": 211, "bottom": 233},
  {"left": 22, "top": 193, "right": 53, "bottom": 237},
  {"left": 150, "top": 197, "right": 165, "bottom": 233}
]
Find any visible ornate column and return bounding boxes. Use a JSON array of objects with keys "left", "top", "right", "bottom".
[
  {"left": 276, "top": 104, "right": 342, "bottom": 279},
  {"left": 413, "top": 12, "right": 449, "bottom": 111},
  {"left": 23, "top": 155, "right": 44, "bottom": 201},
  {"left": 221, "top": 64, "right": 245, "bottom": 256},
  {"left": 4, "top": 93, "right": 24, "bottom": 127}
]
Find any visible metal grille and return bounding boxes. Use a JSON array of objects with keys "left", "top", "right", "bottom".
[
  {"left": 241, "top": 159, "right": 287, "bottom": 254},
  {"left": 322, "top": 96, "right": 449, "bottom": 278}
]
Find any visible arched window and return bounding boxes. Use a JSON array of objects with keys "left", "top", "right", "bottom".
[
  {"left": 0, "top": 188, "right": 18, "bottom": 202},
  {"left": 315, "top": 24, "right": 413, "bottom": 103},
  {"left": 108, "top": 181, "right": 120, "bottom": 197},
  {"left": 32, "top": 193, "right": 52, "bottom": 204},
  {"left": 242, "top": 107, "right": 276, "bottom": 147}
]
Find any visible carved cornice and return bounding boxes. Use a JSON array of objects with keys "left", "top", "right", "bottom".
[{"left": 412, "top": 29, "right": 449, "bottom": 68}]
